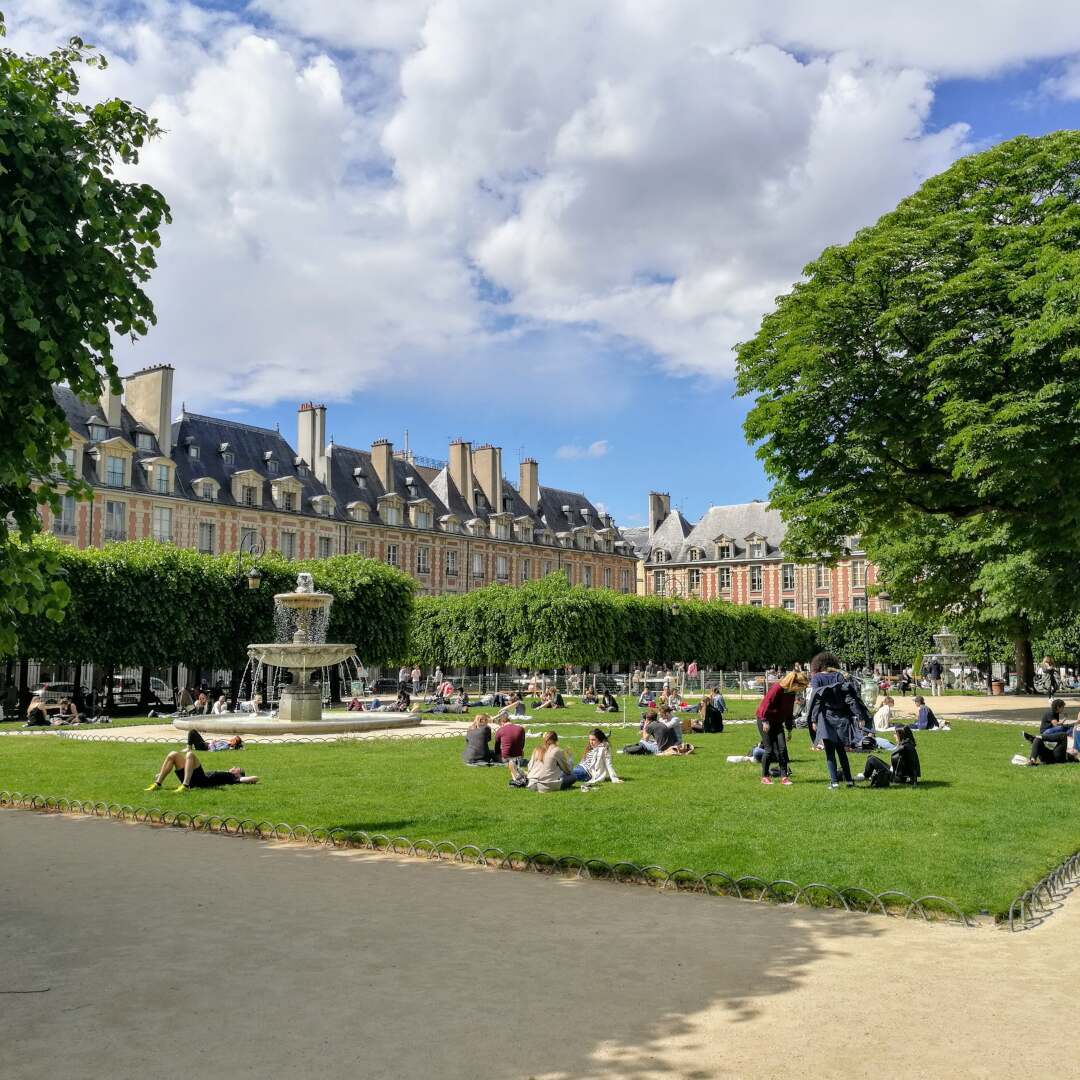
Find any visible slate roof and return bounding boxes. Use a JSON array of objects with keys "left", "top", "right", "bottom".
[
  {"left": 326, "top": 443, "right": 448, "bottom": 525},
  {"left": 171, "top": 413, "right": 334, "bottom": 515},
  {"left": 642, "top": 501, "right": 788, "bottom": 563},
  {"left": 620, "top": 527, "right": 650, "bottom": 557}
]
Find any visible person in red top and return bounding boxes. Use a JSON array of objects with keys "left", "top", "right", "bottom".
[
  {"left": 756, "top": 670, "right": 809, "bottom": 786},
  {"left": 493, "top": 714, "right": 527, "bottom": 763}
]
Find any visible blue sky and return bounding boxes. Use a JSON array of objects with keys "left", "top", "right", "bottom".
[{"left": 11, "top": 3, "right": 1080, "bottom": 527}]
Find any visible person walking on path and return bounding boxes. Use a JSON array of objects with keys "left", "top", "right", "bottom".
[
  {"left": 756, "top": 670, "right": 807, "bottom": 785},
  {"left": 926, "top": 658, "right": 944, "bottom": 697},
  {"left": 805, "top": 653, "right": 871, "bottom": 789}
]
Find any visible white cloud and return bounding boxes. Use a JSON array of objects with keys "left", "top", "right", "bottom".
[
  {"left": 556, "top": 440, "right": 609, "bottom": 461},
  {"left": 6, "top": 1, "right": 1080, "bottom": 408},
  {"left": 1041, "top": 58, "right": 1080, "bottom": 101}
]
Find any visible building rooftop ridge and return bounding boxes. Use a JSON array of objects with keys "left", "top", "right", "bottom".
[{"left": 180, "top": 412, "right": 283, "bottom": 438}]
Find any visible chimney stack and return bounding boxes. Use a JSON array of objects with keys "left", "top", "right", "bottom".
[
  {"left": 123, "top": 364, "right": 174, "bottom": 449},
  {"left": 448, "top": 440, "right": 475, "bottom": 513},
  {"left": 519, "top": 457, "right": 539, "bottom": 512},
  {"left": 296, "top": 402, "right": 328, "bottom": 482},
  {"left": 472, "top": 444, "right": 503, "bottom": 515},
  {"left": 648, "top": 492, "right": 670, "bottom": 537},
  {"left": 371, "top": 438, "right": 394, "bottom": 493},
  {"left": 99, "top": 376, "right": 123, "bottom": 430}
]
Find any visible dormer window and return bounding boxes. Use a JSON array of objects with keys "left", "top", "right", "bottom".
[
  {"left": 297, "top": 462, "right": 310, "bottom": 478},
  {"left": 653, "top": 550, "right": 669, "bottom": 564},
  {"left": 353, "top": 468, "right": 366, "bottom": 489},
  {"left": 153, "top": 464, "right": 170, "bottom": 494},
  {"left": 266, "top": 459, "right": 279, "bottom": 476},
  {"left": 193, "top": 478, "right": 217, "bottom": 502},
  {"left": 136, "top": 432, "right": 154, "bottom": 452},
  {"left": 748, "top": 540, "right": 765, "bottom": 559},
  {"left": 222, "top": 451, "right": 235, "bottom": 465},
  {"left": 716, "top": 541, "right": 733, "bottom": 560},
  {"left": 89, "top": 423, "right": 107, "bottom": 442},
  {"left": 688, "top": 548, "right": 701, "bottom": 561},
  {"left": 188, "top": 444, "right": 200, "bottom": 460}
]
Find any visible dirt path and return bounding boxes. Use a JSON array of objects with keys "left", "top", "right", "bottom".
[{"left": 2, "top": 809, "right": 1075, "bottom": 1080}]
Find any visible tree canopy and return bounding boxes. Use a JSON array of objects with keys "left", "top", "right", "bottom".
[
  {"left": 0, "top": 13, "right": 170, "bottom": 653},
  {"left": 736, "top": 131, "right": 1080, "bottom": 683}
]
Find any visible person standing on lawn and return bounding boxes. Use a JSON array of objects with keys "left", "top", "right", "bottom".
[
  {"left": 756, "top": 670, "right": 807, "bottom": 785},
  {"left": 805, "top": 652, "right": 871, "bottom": 789}
]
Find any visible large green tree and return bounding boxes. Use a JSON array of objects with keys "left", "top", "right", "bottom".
[
  {"left": 736, "top": 131, "right": 1080, "bottom": 687},
  {"left": 0, "top": 12, "right": 170, "bottom": 653}
]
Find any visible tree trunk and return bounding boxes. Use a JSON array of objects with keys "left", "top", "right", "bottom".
[
  {"left": 1013, "top": 635, "right": 1035, "bottom": 693},
  {"left": 73, "top": 662, "right": 85, "bottom": 713},
  {"left": 18, "top": 659, "right": 30, "bottom": 717},
  {"left": 138, "top": 666, "right": 153, "bottom": 711}
]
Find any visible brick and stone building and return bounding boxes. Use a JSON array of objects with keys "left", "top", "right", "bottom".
[
  {"left": 40, "top": 367, "right": 639, "bottom": 595},
  {"left": 625, "top": 493, "right": 889, "bottom": 616}
]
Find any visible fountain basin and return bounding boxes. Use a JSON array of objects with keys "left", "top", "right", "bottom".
[
  {"left": 173, "top": 712, "right": 420, "bottom": 737},
  {"left": 248, "top": 643, "right": 357, "bottom": 669}
]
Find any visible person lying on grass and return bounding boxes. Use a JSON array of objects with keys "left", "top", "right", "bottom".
[{"left": 145, "top": 730, "right": 256, "bottom": 791}]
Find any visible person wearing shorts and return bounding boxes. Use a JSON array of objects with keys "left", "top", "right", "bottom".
[{"left": 145, "top": 731, "right": 258, "bottom": 791}]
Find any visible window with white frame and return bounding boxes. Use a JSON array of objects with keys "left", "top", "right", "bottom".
[
  {"left": 751, "top": 599, "right": 763, "bottom": 607},
  {"left": 280, "top": 531, "right": 296, "bottom": 559},
  {"left": 782, "top": 563, "right": 796, "bottom": 591},
  {"left": 222, "top": 450, "right": 235, "bottom": 465},
  {"left": 136, "top": 432, "right": 154, "bottom": 451},
  {"left": 653, "top": 569, "right": 666, "bottom": 595},
  {"left": 815, "top": 564, "right": 831, "bottom": 589},
  {"left": 851, "top": 560, "right": 866, "bottom": 587},
  {"left": 583, "top": 565, "right": 592, "bottom": 587},
  {"left": 242, "top": 485, "right": 257, "bottom": 507},
  {"left": 88, "top": 422, "right": 106, "bottom": 441},
  {"left": 520, "top": 557, "right": 531, "bottom": 582},
  {"left": 53, "top": 494, "right": 76, "bottom": 535},
  {"left": 106, "top": 455, "right": 125, "bottom": 488},
  {"left": 852, "top": 595, "right": 868, "bottom": 612},
  {"left": 717, "top": 541, "right": 733, "bottom": 560},
  {"left": 64, "top": 447, "right": 77, "bottom": 469},
  {"left": 104, "top": 500, "right": 126, "bottom": 541},
  {"left": 281, "top": 491, "right": 296, "bottom": 512},
  {"left": 382, "top": 504, "right": 401, "bottom": 526},
  {"left": 604, "top": 567, "right": 612, "bottom": 588},
  {"left": 318, "top": 536, "right": 333, "bottom": 558},
  {"left": 188, "top": 444, "right": 200, "bottom": 460},
  {"left": 782, "top": 598, "right": 796, "bottom": 611},
  {"left": 194, "top": 479, "right": 215, "bottom": 502},
  {"left": 444, "top": 549, "right": 458, "bottom": 576},
  {"left": 413, "top": 508, "right": 432, "bottom": 530},
  {"left": 386, "top": 543, "right": 399, "bottom": 567},
  {"left": 718, "top": 567, "right": 732, "bottom": 590},
  {"left": 688, "top": 548, "right": 700, "bottom": 561},
  {"left": 750, "top": 565, "right": 763, "bottom": 592},
  {"left": 653, "top": 549, "right": 668, "bottom": 563},
  {"left": 817, "top": 598, "right": 831, "bottom": 616},
  {"left": 198, "top": 522, "right": 216, "bottom": 554},
  {"left": 416, "top": 545, "right": 430, "bottom": 574},
  {"left": 688, "top": 568, "right": 701, "bottom": 592},
  {"left": 620, "top": 568, "right": 629, "bottom": 592},
  {"left": 564, "top": 563, "right": 574, "bottom": 585},
  {"left": 496, "top": 555, "right": 509, "bottom": 580},
  {"left": 749, "top": 540, "right": 765, "bottom": 559},
  {"left": 152, "top": 506, "right": 172, "bottom": 542},
  {"left": 471, "top": 552, "right": 484, "bottom": 578},
  {"left": 352, "top": 539, "right": 368, "bottom": 557},
  {"left": 266, "top": 459, "right": 279, "bottom": 475},
  {"left": 543, "top": 560, "right": 553, "bottom": 577},
  {"left": 154, "top": 464, "right": 170, "bottom": 493}
]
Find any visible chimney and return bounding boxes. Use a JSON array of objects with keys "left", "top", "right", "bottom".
[
  {"left": 296, "top": 403, "right": 328, "bottom": 482},
  {"left": 448, "top": 439, "right": 475, "bottom": 513},
  {"left": 472, "top": 444, "right": 503, "bottom": 517},
  {"left": 122, "top": 364, "right": 174, "bottom": 449},
  {"left": 99, "top": 376, "right": 123, "bottom": 430},
  {"left": 648, "top": 492, "right": 670, "bottom": 536},
  {"left": 371, "top": 438, "right": 394, "bottom": 493},
  {"left": 519, "top": 457, "right": 539, "bottom": 512}
]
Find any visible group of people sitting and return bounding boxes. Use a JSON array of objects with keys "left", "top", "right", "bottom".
[
  {"left": 621, "top": 706, "right": 695, "bottom": 756},
  {"left": 580, "top": 686, "right": 619, "bottom": 713},
  {"left": 1021, "top": 699, "right": 1080, "bottom": 765},
  {"left": 22, "top": 695, "right": 105, "bottom": 726}
]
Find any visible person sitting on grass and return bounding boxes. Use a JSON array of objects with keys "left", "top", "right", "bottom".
[
  {"left": 597, "top": 688, "right": 618, "bottom": 714},
  {"left": 566, "top": 728, "right": 623, "bottom": 790},
  {"left": 347, "top": 694, "right": 365, "bottom": 712},
  {"left": 697, "top": 688, "right": 726, "bottom": 733},
  {"left": 23, "top": 695, "right": 51, "bottom": 727},
  {"left": 856, "top": 725, "right": 921, "bottom": 786},
  {"left": 509, "top": 730, "right": 574, "bottom": 791},
  {"left": 622, "top": 709, "right": 694, "bottom": 755},
  {"left": 637, "top": 688, "right": 655, "bottom": 709},
  {"left": 1024, "top": 701, "right": 1075, "bottom": 765},
  {"left": 52, "top": 697, "right": 84, "bottom": 724},
  {"left": 145, "top": 732, "right": 257, "bottom": 791},
  {"left": 910, "top": 696, "right": 940, "bottom": 730},
  {"left": 534, "top": 687, "right": 565, "bottom": 710},
  {"left": 492, "top": 712, "right": 527, "bottom": 764},
  {"left": 507, "top": 691, "right": 527, "bottom": 716},
  {"left": 462, "top": 713, "right": 498, "bottom": 766},
  {"left": 395, "top": 688, "right": 411, "bottom": 712},
  {"left": 582, "top": 685, "right": 598, "bottom": 705},
  {"left": 872, "top": 693, "right": 895, "bottom": 732}
]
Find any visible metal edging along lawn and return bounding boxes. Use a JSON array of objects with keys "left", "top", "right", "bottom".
[
  {"left": 0, "top": 788, "right": 975, "bottom": 927},
  {"left": 1007, "top": 850, "right": 1080, "bottom": 931}
]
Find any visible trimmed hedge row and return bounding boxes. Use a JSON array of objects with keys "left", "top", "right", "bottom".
[
  {"left": 409, "top": 574, "right": 816, "bottom": 669},
  {"left": 6, "top": 538, "right": 415, "bottom": 668}
]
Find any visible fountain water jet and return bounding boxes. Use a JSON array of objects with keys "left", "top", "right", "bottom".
[{"left": 173, "top": 572, "right": 419, "bottom": 736}]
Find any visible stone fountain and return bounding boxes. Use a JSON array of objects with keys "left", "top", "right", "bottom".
[{"left": 173, "top": 572, "right": 419, "bottom": 737}]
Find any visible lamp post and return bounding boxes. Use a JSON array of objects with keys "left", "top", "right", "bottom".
[{"left": 236, "top": 531, "right": 265, "bottom": 590}]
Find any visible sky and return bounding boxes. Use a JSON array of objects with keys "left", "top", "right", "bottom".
[{"left": 9, "top": 1, "right": 1080, "bottom": 527}]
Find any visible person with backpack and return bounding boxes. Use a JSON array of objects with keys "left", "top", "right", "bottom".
[
  {"left": 755, "top": 670, "right": 808, "bottom": 785},
  {"left": 805, "top": 652, "right": 872, "bottom": 789}
]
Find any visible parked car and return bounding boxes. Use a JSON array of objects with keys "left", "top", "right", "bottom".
[{"left": 33, "top": 682, "right": 90, "bottom": 703}]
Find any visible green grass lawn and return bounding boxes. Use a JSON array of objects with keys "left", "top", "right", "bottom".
[{"left": 2, "top": 718, "right": 1076, "bottom": 916}]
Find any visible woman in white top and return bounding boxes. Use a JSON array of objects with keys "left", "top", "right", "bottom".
[
  {"left": 873, "top": 694, "right": 895, "bottom": 732},
  {"left": 570, "top": 728, "right": 623, "bottom": 790},
  {"left": 211, "top": 694, "right": 230, "bottom": 716}
]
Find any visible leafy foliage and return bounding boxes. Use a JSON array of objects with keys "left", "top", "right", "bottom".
[
  {"left": 0, "top": 14, "right": 170, "bottom": 653},
  {"left": 7, "top": 540, "right": 415, "bottom": 668},
  {"left": 737, "top": 132, "right": 1080, "bottom": 682},
  {"left": 409, "top": 574, "right": 816, "bottom": 668}
]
